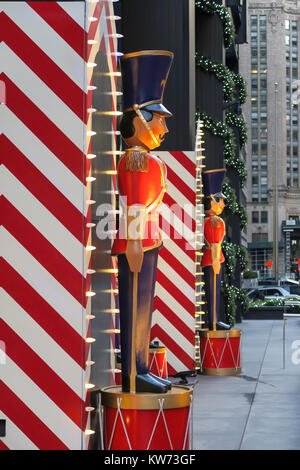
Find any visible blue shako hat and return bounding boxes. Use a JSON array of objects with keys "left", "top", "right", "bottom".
[
  {"left": 120, "top": 50, "right": 174, "bottom": 116},
  {"left": 202, "top": 169, "right": 226, "bottom": 199}
]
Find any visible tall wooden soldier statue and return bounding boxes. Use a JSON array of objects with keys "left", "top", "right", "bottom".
[
  {"left": 201, "top": 169, "right": 230, "bottom": 331},
  {"left": 112, "top": 51, "right": 173, "bottom": 393}
]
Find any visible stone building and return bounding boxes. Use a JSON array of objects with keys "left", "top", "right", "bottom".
[{"left": 240, "top": 0, "right": 300, "bottom": 279}]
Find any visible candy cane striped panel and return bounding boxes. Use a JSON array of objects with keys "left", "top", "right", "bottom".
[
  {"left": 0, "top": 0, "right": 95, "bottom": 450},
  {"left": 152, "top": 151, "right": 196, "bottom": 375}
]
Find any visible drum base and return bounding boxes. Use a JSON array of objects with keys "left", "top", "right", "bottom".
[
  {"left": 101, "top": 385, "right": 193, "bottom": 450},
  {"left": 201, "top": 367, "right": 242, "bottom": 376},
  {"left": 199, "top": 329, "right": 242, "bottom": 376}
]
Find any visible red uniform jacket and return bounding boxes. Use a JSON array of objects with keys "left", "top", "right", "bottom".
[
  {"left": 111, "top": 149, "right": 167, "bottom": 255},
  {"left": 201, "top": 216, "right": 225, "bottom": 267}
]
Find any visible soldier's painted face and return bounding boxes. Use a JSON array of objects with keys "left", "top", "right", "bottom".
[
  {"left": 126, "top": 112, "right": 169, "bottom": 150},
  {"left": 208, "top": 197, "right": 225, "bottom": 216}
]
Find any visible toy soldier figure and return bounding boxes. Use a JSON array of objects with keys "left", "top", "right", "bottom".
[
  {"left": 201, "top": 169, "right": 230, "bottom": 331},
  {"left": 112, "top": 51, "right": 173, "bottom": 393}
]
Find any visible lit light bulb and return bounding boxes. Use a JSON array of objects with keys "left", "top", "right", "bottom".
[{"left": 86, "top": 337, "right": 96, "bottom": 343}]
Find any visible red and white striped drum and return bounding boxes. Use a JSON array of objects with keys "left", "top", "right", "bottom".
[
  {"left": 149, "top": 347, "right": 168, "bottom": 379},
  {"left": 199, "top": 329, "right": 241, "bottom": 375},
  {"left": 101, "top": 385, "right": 193, "bottom": 450}
]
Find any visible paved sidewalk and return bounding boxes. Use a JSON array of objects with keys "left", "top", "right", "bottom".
[{"left": 188, "top": 319, "right": 300, "bottom": 450}]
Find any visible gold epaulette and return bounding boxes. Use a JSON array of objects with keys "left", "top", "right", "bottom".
[{"left": 124, "top": 147, "right": 149, "bottom": 172}]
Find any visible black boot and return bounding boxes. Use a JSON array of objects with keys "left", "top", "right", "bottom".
[
  {"left": 149, "top": 372, "right": 172, "bottom": 390},
  {"left": 136, "top": 373, "right": 168, "bottom": 393}
]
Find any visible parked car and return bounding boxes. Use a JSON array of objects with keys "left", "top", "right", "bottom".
[
  {"left": 280, "top": 284, "right": 300, "bottom": 296},
  {"left": 247, "top": 286, "right": 300, "bottom": 306}
]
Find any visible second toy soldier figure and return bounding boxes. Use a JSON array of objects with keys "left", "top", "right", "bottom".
[
  {"left": 112, "top": 51, "right": 173, "bottom": 393},
  {"left": 201, "top": 169, "right": 230, "bottom": 331}
]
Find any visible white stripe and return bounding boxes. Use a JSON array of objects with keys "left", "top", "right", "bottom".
[
  {"left": 167, "top": 180, "right": 195, "bottom": 213},
  {"left": 2, "top": 2, "right": 86, "bottom": 90},
  {"left": 0, "top": 413, "right": 38, "bottom": 450},
  {"left": 57, "top": 1, "right": 86, "bottom": 29},
  {"left": 2, "top": 357, "right": 82, "bottom": 450},
  {"left": 152, "top": 311, "right": 195, "bottom": 356},
  {"left": 0, "top": 228, "right": 84, "bottom": 334},
  {"left": 157, "top": 150, "right": 195, "bottom": 164},
  {"left": 0, "top": 44, "right": 86, "bottom": 150},
  {"left": 157, "top": 257, "right": 195, "bottom": 303},
  {"left": 0, "top": 106, "right": 85, "bottom": 213},
  {"left": 157, "top": 152, "right": 195, "bottom": 191},
  {"left": 159, "top": 234, "right": 195, "bottom": 273},
  {"left": 152, "top": 338, "right": 190, "bottom": 374},
  {"left": 0, "top": 166, "right": 84, "bottom": 273},
  {"left": 1, "top": 290, "right": 83, "bottom": 399},
  {"left": 154, "top": 283, "right": 195, "bottom": 332}
]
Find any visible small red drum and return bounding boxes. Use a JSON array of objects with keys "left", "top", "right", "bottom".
[
  {"left": 149, "top": 347, "right": 168, "bottom": 379},
  {"left": 101, "top": 385, "right": 193, "bottom": 450},
  {"left": 114, "top": 346, "right": 168, "bottom": 385},
  {"left": 199, "top": 329, "right": 241, "bottom": 375}
]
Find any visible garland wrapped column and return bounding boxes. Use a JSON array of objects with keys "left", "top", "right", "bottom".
[{"left": 196, "top": 0, "right": 248, "bottom": 327}]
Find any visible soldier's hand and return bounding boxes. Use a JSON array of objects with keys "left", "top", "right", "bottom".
[
  {"left": 212, "top": 259, "right": 221, "bottom": 275},
  {"left": 125, "top": 240, "right": 144, "bottom": 273}
]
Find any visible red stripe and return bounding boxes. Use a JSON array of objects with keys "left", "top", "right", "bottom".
[
  {"left": 159, "top": 245, "right": 195, "bottom": 289},
  {"left": 0, "top": 259, "right": 85, "bottom": 367},
  {"left": 0, "top": 382, "right": 68, "bottom": 450},
  {"left": 169, "top": 151, "right": 196, "bottom": 178},
  {"left": 28, "top": 2, "right": 85, "bottom": 59},
  {"left": 0, "top": 197, "right": 85, "bottom": 305},
  {"left": 151, "top": 325, "right": 194, "bottom": 371},
  {"left": 0, "top": 439, "right": 9, "bottom": 450},
  {"left": 0, "top": 135, "right": 84, "bottom": 243},
  {"left": 153, "top": 296, "right": 195, "bottom": 345},
  {"left": 159, "top": 215, "right": 195, "bottom": 261},
  {"left": 166, "top": 362, "right": 177, "bottom": 376},
  {"left": 0, "top": 12, "right": 86, "bottom": 122},
  {"left": 163, "top": 192, "right": 196, "bottom": 233},
  {"left": 166, "top": 165, "right": 195, "bottom": 205},
  {"left": 1, "top": 74, "right": 85, "bottom": 183},
  {"left": 156, "top": 269, "right": 195, "bottom": 316},
  {"left": 1, "top": 320, "right": 84, "bottom": 428}
]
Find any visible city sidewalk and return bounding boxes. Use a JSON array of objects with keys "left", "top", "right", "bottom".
[{"left": 187, "top": 318, "right": 300, "bottom": 450}]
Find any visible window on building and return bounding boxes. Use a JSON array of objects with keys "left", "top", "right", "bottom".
[
  {"left": 252, "top": 233, "right": 268, "bottom": 243},
  {"left": 252, "top": 211, "right": 259, "bottom": 223},
  {"left": 261, "top": 211, "right": 268, "bottom": 223}
]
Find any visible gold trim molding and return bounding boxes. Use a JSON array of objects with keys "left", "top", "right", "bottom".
[{"left": 101, "top": 385, "right": 193, "bottom": 410}]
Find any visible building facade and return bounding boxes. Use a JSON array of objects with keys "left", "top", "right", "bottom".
[{"left": 240, "top": 0, "right": 300, "bottom": 279}]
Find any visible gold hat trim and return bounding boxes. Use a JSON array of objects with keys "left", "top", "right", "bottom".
[
  {"left": 202, "top": 168, "right": 226, "bottom": 174},
  {"left": 121, "top": 50, "right": 174, "bottom": 60}
]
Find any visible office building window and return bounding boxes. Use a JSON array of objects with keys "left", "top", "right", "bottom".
[
  {"left": 261, "top": 211, "right": 268, "bottom": 223},
  {"left": 287, "top": 20, "right": 298, "bottom": 187},
  {"left": 252, "top": 233, "right": 268, "bottom": 243},
  {"left": 250, "top": 14, "right": 268, "bottom": 202},
  {"left": 252, "top": 211, "right": 259, "bottom": 223}
]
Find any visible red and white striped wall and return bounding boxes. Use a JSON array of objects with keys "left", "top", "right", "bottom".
[
  {"left": 152, "top": 151, "right": 196, "bottom": 375},
  {"left": 0, "top": 0, "right": 118, "bottom": 450}
]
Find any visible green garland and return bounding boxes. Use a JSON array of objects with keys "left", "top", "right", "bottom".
[
  {"left": 195, "top": 1, "right": 249, "bottom": 326},
  {"left": 221, "top": 242, "right": 250, "bottom": 325},
  {"left": 226, "top": 111, "right": 248, "bottom": 147},
  {"left": 196, "top": 111, "right": 247, "bottom": 186},
  {"left": 195, "top": 0, "right": 235, "bottom": 48},
  {"left": 196, "top": 54, "right": 235, "bottom": 102},
  {"left": 222, "top": 179, "right": 248, "bottom": 230},
  {"left": 195, "top": 54, "right": 247, "bottom": 106},
  {"left": 231, "top": 73, "right": 247, "bottom": 105}
]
